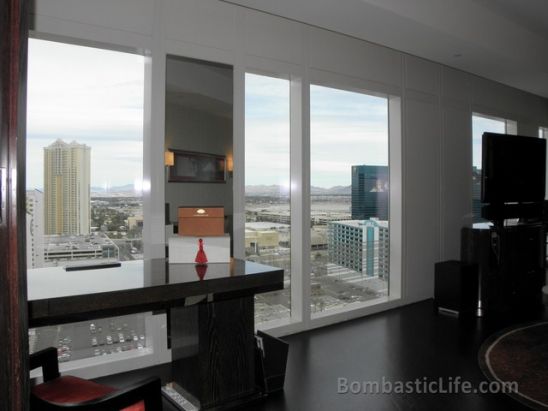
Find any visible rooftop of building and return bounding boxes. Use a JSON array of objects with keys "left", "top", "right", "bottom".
[
  {"left": 45, "top": 138, "right": 91, "bottom": 150},
  {"left": 329, "top": 219, "right": 389, "bottom": 229},
  {"left": 245, "top": 222, "right": 290, "bottom": 231},
  {"left": 44, "top": 233, "right": 116, "bottom": 252},
  {"left": 256, "top": 210, "right": 290, "bottom": 216}
]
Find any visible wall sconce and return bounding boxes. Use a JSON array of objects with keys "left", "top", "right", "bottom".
[
  {"left": 164, "top": 151, "right": 174, "bottom": 167},
  {"left": 226, "top": 154, "right": 233, "bottom": 178}
]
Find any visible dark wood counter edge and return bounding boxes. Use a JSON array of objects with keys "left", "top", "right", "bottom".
[{"left": 28, "top": 268, "right": 283, "bottom": 328}]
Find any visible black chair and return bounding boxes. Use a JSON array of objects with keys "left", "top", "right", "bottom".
[{"left": 30, "top": 347, "right": 162, "bottom": 410}]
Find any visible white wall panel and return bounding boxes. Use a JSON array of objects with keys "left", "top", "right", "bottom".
[
  {"left": 518, "top": 122, "right": 543, "bottom": 138},
  {"left": 441, "top": 67, "right": 470, "bottom": 104},
  {"left": 307, "top": 27, "right": 402, "bottom": 88},
  {"left": 470, "top": 76, "right": 522, "bottom": 120},
  {"left": 243, "top": 9, "right": 303, "bottom": 65},
  {"left": 31, "top": 14, "right": 152, "bottom": 51},
  {"left": 33, "top": 0, "right": 154, "bottom": 36},
  {"left": 440, "top": 106, "right": 471, "bottom": 260},
  {"left": 404, "top": 98, "right": 440, "bottom": 301},
  {"left": 164, "top": 0, "right": 241, "bottom": 52},
  {"left": 405, "top": 56, "right": 440, "bottom": 96}
]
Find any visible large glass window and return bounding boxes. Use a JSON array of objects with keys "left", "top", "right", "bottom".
[
  {"left": 310, "top": 84, "right": 390, "bottom": 317},
  {"left": 26, "top": 39, "right": 145, "bottom": 270},
  {"left": 471, "top": 113, "right": 512, "bottom": 220},
  {"left": 245, "top": 73, "right": 291, "bottom": 328},
  {"left": 26, "top": 38, "right": 147, "bottom": 369}
]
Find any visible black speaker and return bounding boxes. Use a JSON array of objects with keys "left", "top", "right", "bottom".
[{"left": 434, "top": 260, "right": 479, "bottom": 316}]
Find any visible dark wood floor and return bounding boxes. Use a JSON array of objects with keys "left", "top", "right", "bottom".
[{"left": 97, "top": 299, "right": 548, "bottom": 410}]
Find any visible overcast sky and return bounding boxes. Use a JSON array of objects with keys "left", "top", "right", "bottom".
[
  {"left": 28, "top": 40, "right": 390, "bottom": 191},
  {"left": 245, "top": 73, "right": 291, "bottom": 189},
  {"left": 26, "top": 38, "right": 144, "bottom": 190},
  {"left": 245, "top": 74, "right": 389, "bottom": 189}
]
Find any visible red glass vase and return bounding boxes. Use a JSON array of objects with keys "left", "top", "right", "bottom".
[{"left": 195, "top": 238, "right": 208, "bottom": 265}]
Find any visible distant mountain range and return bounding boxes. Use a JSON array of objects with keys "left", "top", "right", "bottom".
[
  {"left": 91, "top": 184, "right": 141, "bottom": 195},
  {"left": 87, "top": 183, "right": 351, "bottom": 196},
  {"left": 245, "top": 184, "right": 351, "bottom": 196},
  {"left": 310, "top": 185, "right": 351, "bottom": 195}
]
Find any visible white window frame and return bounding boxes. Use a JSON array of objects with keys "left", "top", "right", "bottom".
[
  {"left": 27, "top": 32, "right": 151, "bottom": 259},
  {"left": 240, "top": 62, "right": 403, "bottom": 337},
  {"left": 306, "top": 70, "right": 402, "bottom": 330},
  {"left": 26, "top": 32, "right": 404, "bottom": 339},
  {"left": 241, "top": 58, "right": 307, "bottom": 334},
  {"left": 25, "top": 32, "right": 173, "bottom": 380},
  {"left": 243, "top": 68, "right": 295, "bottom": 330}
]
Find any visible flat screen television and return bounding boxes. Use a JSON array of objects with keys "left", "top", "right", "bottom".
[{"left": 481, "top": 132, "right": 546, "bottom": 204}]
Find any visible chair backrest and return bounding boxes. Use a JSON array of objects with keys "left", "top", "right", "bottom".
[
  {"left": 30, "top": 376, "right": 162, "bottom": 410},
  {"left": 29, "top": 347, "right": 162, "bottom": 410}
]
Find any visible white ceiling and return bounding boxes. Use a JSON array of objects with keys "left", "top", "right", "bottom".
[{"left": 223, "top": 0, "right": 548, "bottom": 98}]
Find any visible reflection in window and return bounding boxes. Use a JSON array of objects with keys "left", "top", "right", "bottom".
[
  {"left": 310, "top": 84, "right": 389, "bottom": 316},
  {"left": 245, "top": 73, "right": 291, "bottom": 328},
  {"left": 26, "top": 39, "right": 145, "bottom": 270}
]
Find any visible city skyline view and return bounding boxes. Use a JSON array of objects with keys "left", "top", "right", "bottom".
[
  {"left": 26, "top": 48, "right": 389, "bottom": 191},
  {"left": 26, "top": 38, "right": 144, "bottom": 191},
  {"left": 246, "top": 73, "right": 391, "bottom": 325},
  {"left": 26, "top": 40, "right": 392, "bottom": 326},
  {"left": 26, "top": 39, "right": 146, "bottom": 271}
]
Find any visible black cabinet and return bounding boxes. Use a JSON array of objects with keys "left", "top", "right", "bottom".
[{"left": 461, "top": 224, "right": 545, "bottom": 313}]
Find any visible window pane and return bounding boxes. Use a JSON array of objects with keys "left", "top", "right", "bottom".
[
  {"left": 472, "top": 114, "right": 506, "bottom": 221},
  {"left": 245, "top": 73, "right": 291, "bottom": 328},
  {"left": 310, "top": 84, "right": 389, "bottom": 317},
  {"left": 26, "top": 39, "right": 145, "bottom": 269}
]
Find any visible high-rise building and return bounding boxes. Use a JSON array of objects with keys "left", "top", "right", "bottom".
[
  {"left": 44, "top": 139, "right": 91, "bottom": 235},
  {"left": 26, "top": 189, "right": 45, "bottom": 269},
  {"left": 351, "top": 165, "right": 389, "bottom": 220},
  {"left": 327, "top": 218, "right": 389, "bottom": 278}
]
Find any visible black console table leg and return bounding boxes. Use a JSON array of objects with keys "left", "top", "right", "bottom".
[{"left": 169, "top": 296, "right": 257, "bottom": 409}]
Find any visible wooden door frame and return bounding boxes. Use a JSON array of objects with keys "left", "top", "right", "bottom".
[{"left": 0, "top": 0, "right": 29, "bottom": 410}]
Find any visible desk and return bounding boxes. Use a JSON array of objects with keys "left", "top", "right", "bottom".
[{"left": 28, "top": 259, "right": 284, "bottom": 409}]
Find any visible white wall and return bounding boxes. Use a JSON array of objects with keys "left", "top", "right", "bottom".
[{"left": 30, "top": 0, "right": 548, "bottom": 307}]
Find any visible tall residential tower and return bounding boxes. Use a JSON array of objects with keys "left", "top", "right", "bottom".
[{"left": 44, "top": 139, "right": 91, "bottom": 235}]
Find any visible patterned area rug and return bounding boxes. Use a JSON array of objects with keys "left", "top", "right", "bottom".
[{"left": 479, "top": 322, "right": 548, "bottom": 410}]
